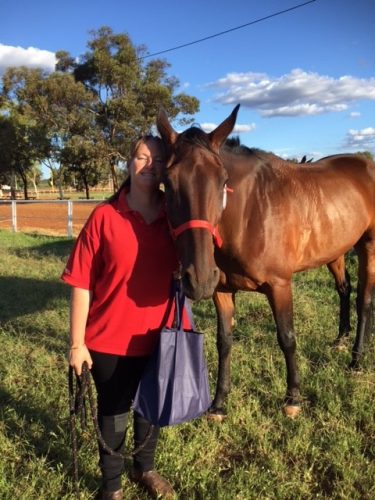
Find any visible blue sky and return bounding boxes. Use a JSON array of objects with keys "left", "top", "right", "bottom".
[{"left": 1, "top": 0, "right": 375, "bottom": 164}]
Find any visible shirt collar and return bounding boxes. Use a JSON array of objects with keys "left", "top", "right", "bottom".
[{"left": 116, "top": 187, "right": 167, "bottom": 221}]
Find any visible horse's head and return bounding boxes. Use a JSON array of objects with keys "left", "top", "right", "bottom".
[{"left": 157, "top": 104, "right": 240, "bottom": 300}]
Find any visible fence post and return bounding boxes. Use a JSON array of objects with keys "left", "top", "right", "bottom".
[
  {"left": 67, "top": 200, "right": 73, "bottom": 237},
  {"left": 11, "top": 200, "right": 17, "bottom": 232}
]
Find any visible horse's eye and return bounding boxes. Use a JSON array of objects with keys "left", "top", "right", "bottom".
[{"left": 162, "top": 178, "right": 171, "bottom": 191}]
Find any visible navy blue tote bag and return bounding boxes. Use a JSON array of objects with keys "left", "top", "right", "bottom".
[{"left": 133, "top": 280, "right": 211, "bottom": 427}]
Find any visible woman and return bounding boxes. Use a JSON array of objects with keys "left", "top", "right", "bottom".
[{"left": 62, "top": 135, "right": 187, "bottom": 499}]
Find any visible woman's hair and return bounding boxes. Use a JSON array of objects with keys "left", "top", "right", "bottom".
[{"left": 108, "top": 134, "right": 165, "bottom": 202}]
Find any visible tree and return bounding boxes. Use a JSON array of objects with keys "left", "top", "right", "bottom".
[
  {"left": 2, "top": 67, "right": 99, "bottom": 199},
  {"left": 61, "top": 135, "right": 108, "bottom": 199},
  {"left": 27, "top": 162, "right": 42, "bottom": 198},
  {"left": 356, "top": 151, "right": 373, "bottom": 160},
  {"left": 57, "top": 26, "right": 199, "bottom": 190},
  {"left": 0, "top": 111, "right": 48, "bottom": 199},
  {"left": 1, "top": 27, "right": 200, "bottom": 197}
]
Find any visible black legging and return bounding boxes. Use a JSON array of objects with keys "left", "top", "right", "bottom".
[{"left": 89, "top": 350, "right": 160, "bottom": 492}]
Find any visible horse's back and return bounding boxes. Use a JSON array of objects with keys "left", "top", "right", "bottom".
[
  {"left": 219, "top": 152, "right": 375, "bottom": 283},
  {"left": 297, "top": 154, "right": 375, "bottom": 221}
]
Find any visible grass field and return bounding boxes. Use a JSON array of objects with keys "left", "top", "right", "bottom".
[{"left": 0, "top": 229, "right": 374, "bottom": 499}]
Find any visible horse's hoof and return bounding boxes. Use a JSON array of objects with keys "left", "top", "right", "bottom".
[
  {"left": 206, "top": 407, "right": 227, "bottom": 422},
  {"left": 348, "top": 359, "right": 362, "bottom": 373},
  {"left": 335, "top": 344, "right": 348, "bottom": 352},
  {"left": 332, "top": 339, "right": 349, "bottom": 352},
  {"left": 348, "top": 364, "right": 363, "bottom": 376},
  {"left": 282, "top": 404, "right": 301, "bottom": 419}
]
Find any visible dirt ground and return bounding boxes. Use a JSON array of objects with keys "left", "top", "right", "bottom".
[{"left": 0, "top": 200, "right": 99, "bottom": 237}]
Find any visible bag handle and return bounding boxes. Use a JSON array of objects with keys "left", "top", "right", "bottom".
[{"left": 173, "top": 278, "right": 196, "bottom": 330}]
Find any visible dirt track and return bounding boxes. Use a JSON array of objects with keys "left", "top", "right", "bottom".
[{"left": 0, "top": 200, "right": 99, "bottom": 237}]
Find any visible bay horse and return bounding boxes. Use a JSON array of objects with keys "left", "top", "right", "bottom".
[{"left": 157, "top": 105, "right": 375, "bottom": 418}]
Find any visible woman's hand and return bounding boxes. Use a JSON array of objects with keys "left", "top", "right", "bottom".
[
  {"left": 69, "top": 344, "right": 93, "bottom": 376},
  {"left": 69, "top": 287, "right": 92, "bottom": 376}
]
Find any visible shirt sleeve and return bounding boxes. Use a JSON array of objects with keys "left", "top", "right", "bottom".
[{"left": 61, "top": 208, "right": 103, "bottom": 290}]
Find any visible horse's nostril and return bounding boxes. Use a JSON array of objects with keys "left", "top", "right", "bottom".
[
  {"left": 182, "top": 269, "right": 195, "bottom": 292},
  {"left": 181, "top": 265, "right": 220, "bottom": 301},
  {"left": 213, "top": 266, "right": 220, "bottom": 282}
]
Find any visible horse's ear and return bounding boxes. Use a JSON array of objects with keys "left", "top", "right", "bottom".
[
  {"left": 208, "top": 104, "right": 240, "bottom": 152},
  {"left": 157, "top": 108, "right": 178, "bottom": 145}
]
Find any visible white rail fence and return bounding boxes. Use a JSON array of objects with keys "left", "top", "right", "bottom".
[{"left": 0, "top": 199, "right": 100, "bottom": 237}]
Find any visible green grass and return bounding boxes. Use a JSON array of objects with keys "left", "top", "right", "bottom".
[{"left": 0, "top": 230, "right": 374, "bottom": 499}]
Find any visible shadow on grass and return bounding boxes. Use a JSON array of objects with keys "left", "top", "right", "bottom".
[
  {"left": 0, "top": 276, "right": 69, "bottom": 322},
  {"left": 0, "top": 385, "right": 99, "bottom": 496},
  {"left": 12, "top": 234, "right": 74, "bottom": 260}
]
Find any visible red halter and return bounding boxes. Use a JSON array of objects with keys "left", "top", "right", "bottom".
[
  {"left": 170, "top": 220, "right": 223, "bottom": 248},
  {"left": 168, "top": 185, "right": 233, "bottom": 248}
]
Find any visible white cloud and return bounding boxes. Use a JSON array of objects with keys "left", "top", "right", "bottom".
[
  {"left": 234, "top": 123, "right": 256, "bottom": 133},
  {"left": 349, "top": 111, "right": 361, "bottom": 118},
  {"left": 200, "top": 123, "right": 217, "bottom": 132},
  {"left": 208, "top": 68, "right": 375, "bottom": 118},
  {"left": 344, "top": 127, "right": 375, "bottom": 150},
  {"left": 200, "top": 122, "right": 256, "bottom": 133},
  {"left": 0, "top": 44, "right": 56, "bottom": 75}
]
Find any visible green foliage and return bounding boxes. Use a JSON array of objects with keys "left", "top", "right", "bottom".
[
  {"left": 1, "top": 67, "right": 95, "bottom": 198},
  {"left": 0, "top": 230, "right": 374, "bottom": 499},
  {"left": 67, "top": 26, "right": 199, "bottom": 189},
  {"left": 61, "top": 136, "right": 108, "bottom": 199},
  {"left": 356, "top": 151, "right": 374, "bottom": 160},
  {"left": 1, "top": 26, "right": 200, "bottom": 196},
  {"left": 0, "top": 109, "right": 49, "bottom": 198}
]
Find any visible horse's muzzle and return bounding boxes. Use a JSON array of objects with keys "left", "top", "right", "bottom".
[{"left": 182, "top": 264, "right": 220, "bottom": 301}]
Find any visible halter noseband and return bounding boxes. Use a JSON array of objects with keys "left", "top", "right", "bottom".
[
  {"left": 169, "top": 220, "right": 223, "bottom": 248},
  {"left": 168, "top": 185, "right": 233, "bottom": 248}
]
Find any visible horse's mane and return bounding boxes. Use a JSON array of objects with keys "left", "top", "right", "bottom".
[
  {"left": 222, "top": 136, "right": 278, "bottom": 161},
  {"left": 318, "top": 153, "right": 361, "bottom": 161},
  {"left": 180, "top": 127, "right": 212, "bottom": 151},
  {"left": 179, "top": 129, "right": 280, "bottom": 163}
]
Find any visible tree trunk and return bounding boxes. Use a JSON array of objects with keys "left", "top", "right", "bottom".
[
  {"left": 10, "top": 170, "right": 17, "bottom": 199},
  {"left": 46, "top": 165, "right": 57, "bottom": 192},
  {"left": 84, "top": 177, "right": 90, "bottom": 199},
  {"left": 19, "top": 171, "right": 28, "bottom": 199},
  {"left": 110, "top": 160, "right": 118, "bottom": 192},
  {"left": 49, "top": 169, "right": 54, "bottom": 190},
  {"left": 31, "top": 173, "right": 39, "bottom": 199},
  {"left": 57, "top": 168, "right": 65, "bottom": 200}
]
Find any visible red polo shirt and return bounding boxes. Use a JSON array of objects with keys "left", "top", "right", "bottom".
[{"left": 61, "top": 189, "right": 188, "bottom": 356}]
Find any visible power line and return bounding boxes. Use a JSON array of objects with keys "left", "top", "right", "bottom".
[{"left": 140, "top": 0, "right": 317, "bottom": 60}]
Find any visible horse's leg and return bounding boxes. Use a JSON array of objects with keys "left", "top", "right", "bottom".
[
  {"left": 350, "top": 237, "right": 375, "bottom": 369},
  {"left": 327, "top": 255, "right": 352, "bottom": 350},
  {"left": 208, "top": 290, "right": 236, "bottom": 421},
  {"left": 266, "top": 281, "right": 301, "bottom": 418}
]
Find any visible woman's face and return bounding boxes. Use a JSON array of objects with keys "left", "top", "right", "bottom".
[{"left": 129, "top": 139, "right": 165, "bottom": 192}]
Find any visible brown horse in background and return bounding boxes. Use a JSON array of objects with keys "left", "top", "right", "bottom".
[{"left": 157, "top": 105, "right": 375, "bottom": 418}]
